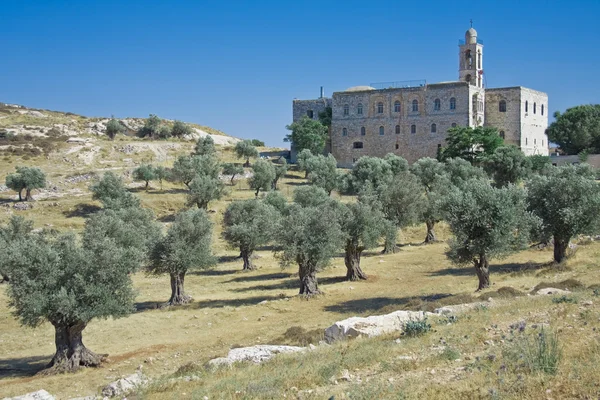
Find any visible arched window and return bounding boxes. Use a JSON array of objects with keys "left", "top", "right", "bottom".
[
  {"left": 394, "top": 101, "right": 401, "bottom": 112},
  {"left": 533, "top": 102, "right": 537, "bottom": 114},
  {"left": 395, "top": 125, "right": 400, "bottom": 134},
  {"left": 412, "top": 100, "right": 419, "bottom": 112},
  {"left": 434, "top": 99, "right": 441, "bottom": 111},
  {"left": 360, "top": 127, "right": 366, "bottom": 136},
  {"left": 431, "top": 123, "right": 437, "bottom": 133},
  {"left": 307, "top": 110, "right": 314, "bottom": 118},
  {"left": 541, "top": 104, "right": 544, "bottom": 115},
  {"left": 379, "top": 126, "right": 385, "bottom": 136},
  {"left": 357, "top": 103, "right": 363, "bottom": 115},
  {"left": 500, "top": 131, "right": 505, "bottom": 139},
  {"left": 450, "top": 97, "right": 456, "bottom": 110},
  {"left": 342, "top": 128, "right": 347, "bottom": 136},
  {"left": 466, "top": 74, "right": 472, "bottom": 83},
  {"left": 343, "top": 104, "right": 349, "bottom": 115},
  {"left": 411, "top": 124, "right": 416, "bottom": 134},
  {"left": 395, "top": 143, "right": 399, "bottom": 149},
  {"left": 353, "top": 142, "right": 363, "bottom": 149},
  {"left": 525, "top": 101, "right": 528, "bottom": 113},
  {"left": 499, "top": 100, "right": 507, "bottom": 112},
  {"left": 451, "top": 123, "right": 457, "bottom": 128},
  {"left": 465, "top": 50, "right": 472, "bottom": 67},
  {"left": 377, "top": 102, "right": 384, "bottom": 114}
]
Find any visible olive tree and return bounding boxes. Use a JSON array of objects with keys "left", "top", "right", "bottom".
[
  {"left": 440, "top": 126, "right": 504, "bottom": 164},
  {"left": 171, "top": 155, "right": 197, "bottom": 188},
  {"left": 222, "top": 163, "right": 244, "bottom": 185},
  {"left": 262, "top": 190, "right": 288, "bottom": 214},
  {"left": 410, "top": 158, "right": 450, "bottom": 243},
  {"left": 235, "top": 140, "right": 259, "bottom": 167},
  {"left": 90, "top": 172, "right": 140, "bottom": 209},
  {"left": 105, "top": 118, "right": 125, "bottom": 140},
  {"left": 171, "top": 120, "right": 193, "bottom": 137},
  {"left": 529, "top": 155, "right": 552, "bottom": 175},
  {"left": 527, "top": 165, "right": 600, "bottom": 263},
  {"left": 484, "top": 146, "right": 532, "bottom": 187},
  {"left": 4, "top": 207, "right": 159, "bottom": 373},
  {"left": 5, "top": 172, "right": 26, "bottom": 201},
  {"left": 148, "top": 209, "right": 215, "bottom": 305},
  {"left": 276, "top": 201, "right": 344, "bottom": 296},
  {"left": 339, "top": 201, "right": 385, "bottom": 281},
  {"left": 133, "top": 164, "right": 156, "bottom": 190},
  {"left": 296, "top": 148, "right": 314, "bottom": 178},
  {"left": 187, "top": 174, "right": 225, "bottom": 209},
  {"left": 546, "top": 105, "right": 600, "bottom": 154},
  {"left": 249, "top": 159, "right": 276, "bottom": 197},
  {"left": 0, "top": 216, "right": 34, "bottom": 282},
  {"left": 443, "top": 180, "right": 533, "bottom": 291},
  {"left": 285, "top": 116, "right": 328, "bottom": 156},
  {"left": 272, "top": 159, "right": 288, "bottom": 190},
  {"left": 153, "top": 165, "right": 168, "bottom": 190},
  {"left": 6, "top": 167, "right": 46, "bottom": 201},
  {"left": 223, "top": 199, "right": 280, "bottom": 271},
  {"left": 137, "top": 114, "right": 164, "bottom": 138},
  {"left": 194, "top": 135, "right": 216, "bottom": 156},
  {"left": 307, "top": 154, "right": 340, "bottom": 195},
  {"left": 346, "top": 155, "right": 402, "bottom": 194},
  {"left": 444, "top": 157, "right": 487, "bottom": 188}
]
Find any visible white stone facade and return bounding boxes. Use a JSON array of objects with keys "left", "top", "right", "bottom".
[{"left": 291, "top": 27, "right": 549, "bottom": 167}]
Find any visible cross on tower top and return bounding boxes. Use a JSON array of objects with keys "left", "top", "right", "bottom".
[{"left": 470, "top": 19, "right": 473, "bottom": 28}]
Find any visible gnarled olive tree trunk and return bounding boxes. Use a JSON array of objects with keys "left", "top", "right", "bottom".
[
  {"left": 383, "top": 225, "right": 398, "bottom": 254},
  {"left": 17, "top": 189, "right": 23, "bottom": 202},
  {"left": 241, "top": 248, "right": 256, "bottom": 271},
  {"left": 44, "top": 321, "right": 105, "bottom": 374},
  {"left": 424, "top": 220, "right": 437, "bottom": 243},
  {"left": 553, "top": 235, "right": 569, "bottom": 263},
  {"left": 168, "top": 272, "right": 191, "bottom": 305},
  {"left": 298, "top": 257, "right": 320, "bottom": 296},
  {"left": 473, "top": 253, "right": 490, "bottom": 291},
  {"left": 345, "top": 242, "right": 367, "bottom": 281},
  {"left": 25, "top": 188, "right": 33, "bottom": 201}
]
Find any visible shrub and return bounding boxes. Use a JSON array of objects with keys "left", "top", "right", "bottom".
[
  {"left": 552, "top": 295, "right": 577, "bottom": 304},
  {"left": 503, "top": 328, "right": 561, "bottom": 375},
  {"left": 403, "top": 318, "right": 431, "bottom": 337}
]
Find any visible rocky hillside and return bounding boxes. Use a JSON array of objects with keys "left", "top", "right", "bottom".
[{"left": 0, "top": 102, "right": 239, "bottom": 145}]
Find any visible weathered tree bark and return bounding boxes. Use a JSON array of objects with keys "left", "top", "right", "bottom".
[
  {"left": 474, "top": 253, "right": 490, "bottom": 291},
  {"left": 553, "top": 235, "right": 569, "bottom": 263},
  {"left": 145, "top": 181, "right": 149, "bottom": 191},
  {"left": 298, "top": 259, "right": 320, "bottom": 296},
  {"left": 383, "top": 226, "right": 398, "bottom": 254},
  {"left": 344, "top": 243, "right": 367, "bottom": 281},
  {"left": 241, "top": 248, "right": 256, "bottom": 271},
  {"left": 17, "top": 189, "right": 23, "bottom": 202},
  {"left": 42, "top": 321, "right": 105, "bottom": 374},
  {"left": 424, "top": 220, "right": 437, "bottom": 243},
  {"left": 168, "top": 272, "right": 192, "bottom": 305},
  {"left": 25, "top": 188, "right": 33, "bottom": 201},
  {"left": 244, "top": 158, "right": 250, "bottom": 167},
  {"left": 230, "top": 175, "right": 236, "bottom": 185},
  {"left": 255, "top": 187, "right": 260, "bottom": 197}
]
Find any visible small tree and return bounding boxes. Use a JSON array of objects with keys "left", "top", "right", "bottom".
[
  {"left": 285, "top": 116, "right": 328, "bottom": 156},
  {"left": 4, "top": 208, "right": 159, "bottom": 373},
  {"left": 484, "top": 146, "right": 532, "bottom": 187},
  {"left": 249, "top": 159, "right": 276, "bottom": 197},
  {"left": 443, "top": 180, "right": 533, "bottom": 290},
  {"left": 384, "top": 153, "right": 409, "bottom": 175},
  {"left": 148, "top": 209, "right": 215, "bottom": 305},
  {"left": 339, "top": 201, "right": 385, "bottom": 280},
  {"left": 137, "top": 114, "right": 163, "bottom": 138},
  {"left": 546, "top": 105, "right": 600, "bottom": 155},
  {"left": 105, "top": 118, "right": 125, "bottom": 140},
  {"left": 5, "top": 172, "right": 26, "bottom": 201},
  {"left": 441, "top": 126, "right": 504, "bottom": 164},
  {"left": 235, "top": 140, "right": 259, "bottom": 167},
  {"left": 187, "top": 174, "right": 225, "bottom": 209},
  {"left": 527, "top": 165, "right": 600, "bottom": 263},
  {"left": 307, "top": 154, "right": 340, "bottom": 195},
  {"left": 251, "top": 139, "right": 265, "bottom": 147},
  {"left": 346, "top": 156, "right": 397, "bottom": 194},
  {"left": 272, "top": 159, "right": 288, "bottom": 190},
  {"left": 296, "top": 148, "right": 314, "bottom": 178},
  {"left": 172, "top": 155, "right": 196, "bottom": 188},
  {"left": 194, "top": 136, "right": 216, "bottom": 156},
  {"left": 444, "top": 157, "right": 488, "bottom": 188},
  {"left": 410, "top": 158, "right": 451, "bottom": 243},
  {"left": 133, "top": 164, "right": 156, "bottom": 191},
  {"left": 293, "top": 185, "right": 331, "bottom": 208},
  {"left": 90, "top": 172, "right": 140, "bottom": 209},
  {"left": 222, "top": 163, "right": 244, "bottom": 185},
  {"left": 153, "top": 165, "right": 168, "bottom": 190},
  {"left": 262, "top": 190, "right": 288, "bottom": 214},
  {"left": 0, "top": 216, "right": 34, "bottom": 282},
  {"left": 529, "top": 154, "right": 552, "bottom": 175},
  {"left": 223, "top": 199, "right": 280, "bottom": 271},
  {"left": 276, "top": 202, "right": 344, "bottom": 296},
  {"left": 171, "top": 120, "right": 193, "bottom": 137}
]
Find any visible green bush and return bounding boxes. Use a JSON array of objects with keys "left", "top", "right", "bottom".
[
  {"left": 403, "top": 318, "right": 431, "bottom": 337},
  {"left": 502, "top": 328, "right": 561, "bottom": 375},
  {"left": 552, "top": 295, "right": 577, "bottom": 304}
]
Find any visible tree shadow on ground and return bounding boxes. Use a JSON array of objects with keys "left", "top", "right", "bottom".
[
  {"left": 62, "top": 203, "right": 102, "bottom": 218},
  {"left": 161, "top": 188, "right": 188, "bottom": 195},
  {"left": 285, "top": 181, "right": 309, "bottom": 187},
  {"left": 230, "top": 279, "right": 297, "bottom": 293},
  {"left": 191, "top": 295, "right": 285, "bottom": 309},
  {"left": 284, "top": 173, "right": 303, "bottom": 179},
  {"left": 0, "top": 355, "right": 49, "bottom": 378},
  {"left": 225, "top": 272, "right": 294, "bottom": 284},
  {"left": 158, "top": 213, "right": 176, "bottom": 223},
  {"left": 319, "top": 276, "right": 348, "bottom": 285},
  {"left": 430, "top": 261, "right": 547, "bottom": 277},
  {"left": 189, "top": 268, "right": 238, "bottom": 276},
  {"left": 254, "top": 244, "right": 282, "bottom": 252},
  {"left": 323, "top": 293, "right": 457, "bottom": 315}
]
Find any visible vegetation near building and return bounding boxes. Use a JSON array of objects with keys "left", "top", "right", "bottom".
[
  {"left": 249, "top": 159, "right": 276, "bottom": 197},
  {"left": 440, "top": 126, "right": 504, "bottom": 164},
  {"left": 483, "top": 145, "right": 532, "bottom": 188},
  {"left": 148, "top": 209, "right": 215, "bottom": 305},
  {"left": 307, "top": 154, "right": 341, "bottom": 195},
  {"left": 527, "top": 165, "right": 600, "bottom": 263},
  {"left": 272, "top": 159, "right": 288, "bottom": 190},
  {"left": 285, "top": 116, "right": 328, "bottom": 156},
  {"left": 222, "top": 163, "right": 245, "bottom": 185},
  {"left": 546, "top": 105, "right": 600, "bottom": 155},
  {"left": 296, "top": 148, "right": 314, "bottom": 178},
  {"left": 235, "top": 140, "right": 259, "bottom": 167}
]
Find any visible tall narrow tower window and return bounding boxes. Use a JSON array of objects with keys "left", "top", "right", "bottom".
[
  {"left": 465, "top": 50, "right": 472, "bottom": 67},
  {"left": 343, "top": 104, "right": 349, "bottom": 115},
  {"left": 525, "top": 101, "right": 528, "bottom": 113},
  {"left": 377, "top": 102, "right": 384, "bottom": 114},
  {"left": 499, "top": 100, "right": 507, "bottom": 112},
  {"left": 412, "top": 100, "right": 419, "bottom": 112},
  {"left": 307, "top": 110, "right": 314, "bottom": 118},
  {"left": 541, "top": 104, "right": 544, "bottom": 115},
  {"left": 450, "top": 97, "right": 456, "bottom": 110},
  {"left": 431, "top": 123, "right": 437, "bottom": 133},
  {"left": 342, "top": 128, "right": 347, "bottom": 136},
  {"left": 466, "top": 74, "right": 472, "bottom": 83},
  {"left": 394, "top": 101, "right": 401, "bottom": 112},
  {"left": 477, "top": 51, "right": 481, "bottom": 69},
  {"left": 357, "top": 103, "right": 363, "bottom": 115},
  {"left": 533, "top": 102, "right": 537, "bottom": 114},
  {"left": 379, "top": 126, "right": 385, "bottom": 136},
  {"left": 360, "top": 127, "right": 366, "bottom": 136},
  {"left": 395, "top": 125, "right": 400, "bottom": 134},
  {"left": 500, "top": 131, "right": 505, "bottom": 139},
  {"left": 411, "top": 125, "right": 416, "bottom": 134},
  {"left": 434, "top": 99, "right": 441, "bottom": 111}
]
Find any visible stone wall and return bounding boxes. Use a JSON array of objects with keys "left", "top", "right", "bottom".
[{"left": 292, "top": 98, "right": 332, "bottom": 123}]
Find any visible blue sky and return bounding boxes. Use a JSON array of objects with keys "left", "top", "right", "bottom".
[{"left": 2, "top": 0, "right": 599, "bottom": 146}]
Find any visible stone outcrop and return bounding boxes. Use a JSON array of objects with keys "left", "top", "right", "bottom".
[
  {"left": 208, "top": 345, "right": 305, "bottom": 367},
  {"left": 101, "top": 372, "right": 147, "bottom": 398},
  {"left": 536, "top": 288, "right": 571, "bottom": 296},
  {"left": 2, "top": 390, "right": 55, "bottom": 400},
  {"left": 324, "top": 310, "right": 431, "bottom": 343}
]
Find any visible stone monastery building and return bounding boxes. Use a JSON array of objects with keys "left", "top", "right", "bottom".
[{"left": 292, "top": 26, "right": 549, "bottom": 167}]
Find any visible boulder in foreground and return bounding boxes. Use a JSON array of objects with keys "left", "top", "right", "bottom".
[{"left": 208, "top": 345, "right": 305, "bottom": 367}]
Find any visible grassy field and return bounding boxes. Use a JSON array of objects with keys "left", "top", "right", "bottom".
[{"left": 1, "top": 137, "right": 600, "bottom": 399}]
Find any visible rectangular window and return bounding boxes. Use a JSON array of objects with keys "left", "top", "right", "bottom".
[
  {"left": 307, "top": 110, "right": 314, "bottom": 118},
  {"left": 353, "top": 142, "right": 363, "bottom": 149}
]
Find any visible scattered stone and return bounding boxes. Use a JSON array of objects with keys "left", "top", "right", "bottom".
[
  {"left": 324, "top": 310, "right": 431, "bottom": 343},
  {"left": 536, "top": 288, "right": 571, "bottom": 296},
  {"left": 339, "top": 369, "right": 352, "bottom": 382},
  {"left": 101, "top": 372, "right": 148, "bottom": 397},
  {"left": 66, "top": 137, "right": 87, "bottom": 144},
  {"left": 13, "top": 202, "right": 32, "bottom": 211},
  {"left": 582, "top": 300, "right": 593, "bottom": 306},
  {"left": 208, "top": 345, "right": 305, "bottom": 367},
  {"left": 2, "top": 390, "right": 55, "bottom": 400},
  {"left": 434, "top": 302, "right": 489, "bottom": 315}
]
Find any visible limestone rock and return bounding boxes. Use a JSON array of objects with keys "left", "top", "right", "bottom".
[
  {"left": 208, "top": 345, "right": 305, "bottom": 367},
  {"left": 101, "top": 372, "right": 147, "bottom": 397},
  {"left": 3, "top": 390, "right": 55, "bottom": 400},
  {"left": 434, "top": 302, "right": 489, "bottom": 315},
  {"left": 324, "top": 310, "right": 430, "bottom": 343},
  {"left": 536, "top": 288, "right": 571, "bottom": 296}
]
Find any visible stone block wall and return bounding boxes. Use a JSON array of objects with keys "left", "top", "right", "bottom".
[{"left": 292, "top": 98, "right": 332, "bottom": 122}]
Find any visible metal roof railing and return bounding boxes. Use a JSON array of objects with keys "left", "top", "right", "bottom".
[
  {"left": 458, "top": 38, "right": 484, "bottom": 45},
  {"left": 369, "top": 80, "right": 427, "bottom": 90}
]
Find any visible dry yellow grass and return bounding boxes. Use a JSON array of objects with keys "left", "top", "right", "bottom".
[{"left": 1, "top": 139, "right": 600, "bottom": 399}]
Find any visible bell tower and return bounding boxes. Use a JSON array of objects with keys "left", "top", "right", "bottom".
[{"left": 459, "top": 23, "right": 484, "bottom": 88}]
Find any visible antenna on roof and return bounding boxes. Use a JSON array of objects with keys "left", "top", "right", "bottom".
[
  {"left": 470, "top": 19, "right": 473, "bottom": 28},
  {"left": 320, "top": 86, "right": 324, "bottom": 98}
]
